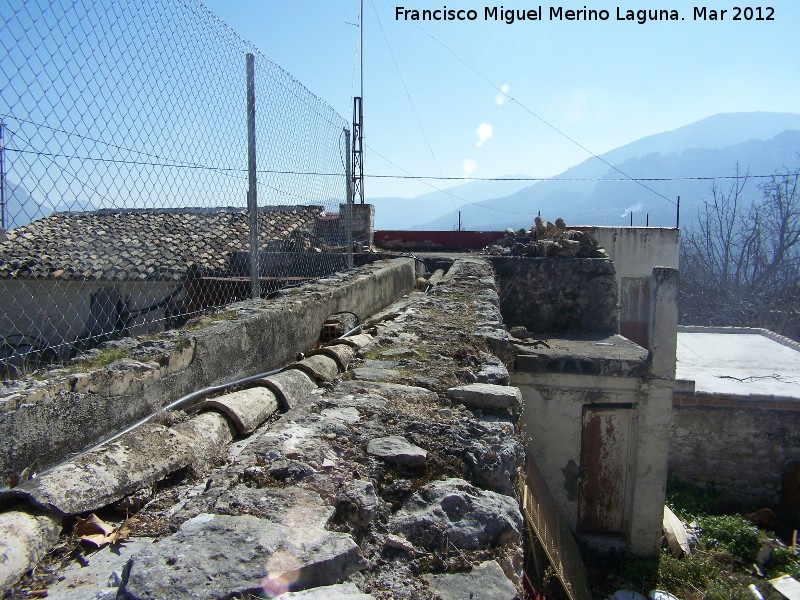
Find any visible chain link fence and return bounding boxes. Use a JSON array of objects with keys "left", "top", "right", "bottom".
[{"left": 1, "top": 0, "right": 353, "bottom": 377}]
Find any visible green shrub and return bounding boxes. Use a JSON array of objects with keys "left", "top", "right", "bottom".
[
  {"left": 666, "top": 480, "right": 725, "bottom": 520},
  {"left": 768, "top": 546, "right": 800, "bottom": 577},
  {"left": 699, "top": 515, "right": 761, "bottom": 564},
  {"left": 705, "top": 581, "right": 753, "bottom": 600},
  {"left": 658, "top": 552, "right": 720, "bottom": 588}
]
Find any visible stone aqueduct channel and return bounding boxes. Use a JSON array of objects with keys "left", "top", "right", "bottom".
[{"left": 1, "top": 257, "right": 527, "bottom": 599}]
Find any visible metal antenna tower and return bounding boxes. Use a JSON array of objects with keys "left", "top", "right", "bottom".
[
  {"left": 351, "top": 0, "right": 365, "bottom": 204},
  {"left": 352, "top": 97, "right": 364, "bottom": 204}
]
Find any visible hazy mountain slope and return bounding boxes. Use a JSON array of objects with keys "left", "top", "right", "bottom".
[
  {"left": 2, "top": 181, "right": 55, "bottom": 230},
  {"left": 370, "top": 176, "right": 533, "bottom": 230},
  {"left": 418, "top": 113, "right": 800, "bottom": 231}
]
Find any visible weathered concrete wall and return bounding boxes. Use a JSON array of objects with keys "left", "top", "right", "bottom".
[
  {"left": 489, "top": 257, "right": 618, "bottom": 335},
  {"left": 0, "top": 258, "right": 415, "bottom": 482},
  {"left": 671, "top": 395, "right": 800, "bottom": 505},
  {"left": 578, "top": 227, "right": 679, "bottom": 346},
  {"left": 582, "top": 227, "right": 679, "bottom": 278},
  {"left": 1, "top": 279, "right": 180, "bottom": 360},
  {"left": 516, "top": 372, "right": 643, "bottom": 534},
  {"left": 513, "top": 267, "right": 677, "bottom": 556}
]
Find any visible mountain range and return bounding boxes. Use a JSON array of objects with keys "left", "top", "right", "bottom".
[
  {"left": 370, "top": 112, "right": 800, "bottom": 231},
  {"left": 4, "top": 112, "right": 799, "bottom": 234}
]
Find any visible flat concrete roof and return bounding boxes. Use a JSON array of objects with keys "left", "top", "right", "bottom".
[
  {"left": 514, "top": 333, "right": 648, "bottom": 377},
  {"left": 676, "top": 327, "right": 800, "bottom": 399}
]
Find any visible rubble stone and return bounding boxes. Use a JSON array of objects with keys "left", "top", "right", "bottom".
[
  {"left": 367, "top": 436, "right": 427, "bottom": 467},
  {"left": 424, "top": 560, "right": 518, "bottom": 600},
  {"left": 277, "top": 583, "right": 376, "bottom": 599},
  {"left": 446, "top": 383, "right": 521, "bottom": 410},
  {"left": 388, "top": 478, "right": 523, "bottom": 550},
  {"left": 122, "top": 513, "right": 366, "bottom": 599}
]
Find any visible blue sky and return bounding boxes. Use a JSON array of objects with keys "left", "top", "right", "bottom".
[{"left": 201, "top": 1, "right": 800, "bottom": 199}]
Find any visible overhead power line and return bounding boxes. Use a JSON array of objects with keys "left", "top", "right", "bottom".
[
  {"left": 364, "top": 172, "right": 800, "bottom": 182},
  {"left": 8, "top": 145, "right": 796, "bottom": 184},
  {"left": 369, "top": 0, "right": 459, "bottom": 211},
  {"left": 406, "top": 18, "right": 679, "bottom": 207},
  {"left": 365, "top": 143, "right": 535, "bottom": 214}
]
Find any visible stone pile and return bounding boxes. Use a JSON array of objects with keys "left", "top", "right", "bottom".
[{"left": 484, "top": 216, "right": 607, "bottom": 259}]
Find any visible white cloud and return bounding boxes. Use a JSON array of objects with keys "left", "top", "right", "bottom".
[{"left": 475, "top": 122, "right": 493, "bottom": 148}]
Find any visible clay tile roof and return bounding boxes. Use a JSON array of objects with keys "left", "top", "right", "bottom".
[{"left": 0, "top": 206, "right": 324, "bottom": 281}]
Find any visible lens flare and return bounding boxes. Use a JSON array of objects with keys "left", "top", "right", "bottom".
[
  {"left": 476, "top": 123, "right": 493, "bottom": 148},
  {"left": 462, "top": 158, "right": 477, "bottom": 176},
  {"left": 495, "top": 83, "right": 510, "bottom": 105},
  {"left": 261, "top": 549, "right": 301, "bottom": 597}
]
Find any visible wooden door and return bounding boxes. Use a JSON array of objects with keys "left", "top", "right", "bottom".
[{"left": 578, "top": 405, "right": 632, "bottom": 534}]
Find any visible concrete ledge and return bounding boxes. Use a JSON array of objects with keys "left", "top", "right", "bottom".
[{"left": 0, "top": 258, "right": 415, "bottom": 483}]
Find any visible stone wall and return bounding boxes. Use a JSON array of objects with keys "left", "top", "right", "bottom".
[
  {"left": 1, "top": 280, "right": 181, "bottom": 363},
  {"left": 489, "top": 257, "right": 618, "bottom": 335},
  {"left": 0, "top": 257, "right": 415, "bottom": 482},
  {"left": 670, "top": 394, "right": 800, "bottom": 505}
]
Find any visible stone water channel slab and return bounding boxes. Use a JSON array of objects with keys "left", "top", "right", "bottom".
[
  {"left": 259, "top": 369, "right": 318, "bottom": 410},
  {"left": 3, "top": 423, "right": 194, "bottom": 515},
  {"left": 309, "top": 344, "right": 357, "bottom": 372},
  {"left": 121, "top": 513, "right": 366, "bottom": 599},
  {"left": 0, "top": 510, "right": 61, "bottom": 592},
  {"left": 286, "top": 354, "right": 341, "bottom": 382},
  {"left": 197, "top": 387, "right": 280, "bottom": 435}
]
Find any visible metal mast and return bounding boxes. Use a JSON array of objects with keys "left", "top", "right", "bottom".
[{"left": 352, "top": 0, "right": 365, "bottom": 204}]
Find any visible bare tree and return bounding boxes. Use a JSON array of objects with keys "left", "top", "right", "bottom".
[{"left": 680, "top": 163, "right": 800, "bottom": 340}]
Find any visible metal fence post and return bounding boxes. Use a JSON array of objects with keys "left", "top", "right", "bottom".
[
  {"left": 246, "top": 53, "right": 259, "bottom": 299},
  {"left": 1, "top": 2, "right": 352, "bottom": 375},
  {"left": 344, "top": 128, "right": 353, "bottom": 269},
  {"left": 0, "top": 120, "right": 6, "bottom": 230}
]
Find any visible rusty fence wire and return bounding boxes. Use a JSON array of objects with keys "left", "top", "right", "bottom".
[{"left": 0, "top": 0, "right": 352, "bottom": 377}]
